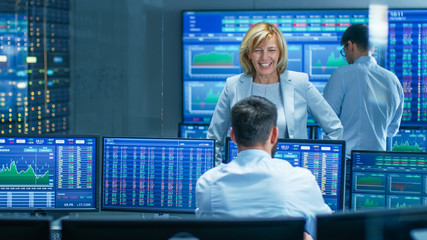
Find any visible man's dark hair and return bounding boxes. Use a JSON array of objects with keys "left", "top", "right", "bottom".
[
  {"left": 231, "top": 96, "right": 277, "bottom": 147},
  {"left": 341, "top": 24, "right": 372, "bottom": 51}
]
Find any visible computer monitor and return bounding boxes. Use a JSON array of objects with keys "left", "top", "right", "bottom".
[
  {"left": 61, "top": 217, "right": 305, "bottom": 240},
  {"left": 102, "top": 137, "right": 215, "bottom": 213},
  {"left": 390, "top": 127, "right": 427, "bottom": 152},
  {"left": 179, "top": 123, "right": 209, "bottom": 139},
  {"left": 0, "top": 135, "right": 98, "bottom": 211},
  {"left": 350, "top": 150, "right": 427, "bottom": 211},
  {"left": 316, "top": 127, "right": 326, "bottom": 140},
  {"left": 182, "top": 9, "right": 370, "bottom": 124},
  {"left": 387, "top": 9, "right": 427, "bottom": 126},
  {"left": 0, "top": 217, "right": 50, "bottom": 240},
  {"left": 317, "top": 207, "right": 427, "bottom": 240},
  {"left": 225, "top": 138, "right": 345, "bottom": 211}
]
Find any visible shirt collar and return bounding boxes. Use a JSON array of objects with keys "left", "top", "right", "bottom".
[
  {"left": 354, "top": 55, "right": 376, "bottom": 65},
  {"left": 233, "top": 149, "right": 272, "bottom": 165}
]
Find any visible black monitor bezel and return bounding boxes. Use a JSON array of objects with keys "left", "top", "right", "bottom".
[
  {"left": 0, "top": 134, "right": 100, "bottom": 212},
  {"left": 225, "top": 137, "right": 346, "bottom": 211},
  {"left": 101, "top": 136, "right": 215, "bottom": 213},
  {"left": 349, "top": 150, "right": 427, "bottom": 211}
]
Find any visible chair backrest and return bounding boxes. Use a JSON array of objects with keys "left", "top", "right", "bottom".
[
  {"left": 317, "top": 207, "right": 427, "bottom": 240},
  {"left": 0, "top": 217, "right": 50, "bottom": 240},
  {"left": 62, "top": 217, "right": 305, "bottom": 240}
]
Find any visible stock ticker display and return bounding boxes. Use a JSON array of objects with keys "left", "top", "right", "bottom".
[
  {"left": 0, "top": 136, "right": 97, "bottom": 210},
  {"left": 102, "top": 137, "right": 215, "bottom": 213},
  {"left": 182, "top": 10, "right": 369, "bottom": 124},
  {"left": 179, "top": 123, "right": 209, "bottom": 139},
  {"left": 351, "top": 151, "right": 427, "bottom": 211},
  {"left": 226, "top": 138, "right": 345, "bottom": 211},
  {"left": 387, "top": 10, "right": 427, "bottom": 126}
]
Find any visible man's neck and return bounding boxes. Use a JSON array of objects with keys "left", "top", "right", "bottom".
[
  {"left": 353, "top": 50, "right": 370, "bottom": 62},
  {"left": 237, "top": 145, "right": 269, "bottom": 154}
]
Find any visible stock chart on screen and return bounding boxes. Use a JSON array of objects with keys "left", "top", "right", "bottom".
[
  {"left": 0, "top": 135, "right": 97, "bottom": 210},
  {"left": 351, "top": 151, "right": 427, "bottom": 211},
  {"left": 390, "top": 128, "right": 427, "bottom": 152},
  {"left": 182, "top": 10, "right": 369, "bottom": 124},
  {"left": 179, "top": 123, "right": 209, "bottom": 139},
  {"left": 387, "top": 10, "right": 427, "bottom": 126}
]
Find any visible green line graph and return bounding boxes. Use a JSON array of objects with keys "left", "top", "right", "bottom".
[
  {"left": 392, "top": 141, "right": 423, "bottom": 152},
  {"left": 193, "top": 52, "right": 233, "bottom": 66},
  {"left": 0, "top": 161, "right": 49, "bottom": 185}
]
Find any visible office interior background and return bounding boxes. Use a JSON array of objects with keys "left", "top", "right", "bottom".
[
  {"left": 1, "top": 0, "right": 427, "bottom": 239},
  {"left": 0, "top": 0, "right": 424, "bottom": 137},
  {"left": 71, "top": 0, "right": 425, "bottom": 137}
]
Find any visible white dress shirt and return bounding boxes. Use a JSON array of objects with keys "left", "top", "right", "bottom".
[
  {"left": 323, "top": 56, "right": 404, "bottom": 159},
  {"left": 195, "top": 149, "right": 332, "bottom": 237}
]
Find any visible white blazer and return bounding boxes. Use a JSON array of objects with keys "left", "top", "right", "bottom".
[{"left": 207, "top": 70, "right": 343, "bottom": 165}]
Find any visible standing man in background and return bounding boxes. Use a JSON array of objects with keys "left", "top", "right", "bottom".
[{"left": 323, "top": 24, "right": 404, "bottom": 159}]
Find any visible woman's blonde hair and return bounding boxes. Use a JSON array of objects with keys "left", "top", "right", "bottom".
[{"left": 239, "top": 22, "right": 288, "bottom": 77}]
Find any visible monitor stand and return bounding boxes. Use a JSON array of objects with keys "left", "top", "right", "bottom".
[{"left": 153, "top": 213, "right": 170, "bottom": 220}]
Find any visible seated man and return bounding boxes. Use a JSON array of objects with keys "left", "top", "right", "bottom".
[{"left": 196, "top": 96, "right": 331, "bottom": 239}]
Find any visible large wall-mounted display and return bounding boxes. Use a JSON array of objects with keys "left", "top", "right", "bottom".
[
  {"left": 0, "top": 0, "right": 70, "bottom": 134},
  {"left": 182, "top": 9, "right": 427, "bottom": 127},
  {"left": 182, "top": 9, "right": 369, "bottom": 125}
]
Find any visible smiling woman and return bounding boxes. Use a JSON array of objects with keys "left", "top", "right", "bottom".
[{"left": 207, "top": 22, "right": 344, "bottom": 165}]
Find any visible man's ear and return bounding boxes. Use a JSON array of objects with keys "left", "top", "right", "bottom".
[
  {"left": 270, "top": 126, "right": 278, "bottom": 144},
  {"left": 348, "top": 40, "right": 355, "bottom": 52},
  {"left": 230, "top": 128, "right": 236, "bottom": 143}
]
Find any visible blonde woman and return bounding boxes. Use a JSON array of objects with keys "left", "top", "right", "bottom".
[{"left": 208, "top": 22, "right": 343, "bottom": 165}]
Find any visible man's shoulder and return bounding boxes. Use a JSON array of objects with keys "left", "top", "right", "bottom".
[
  {"left": 197, "top": 165, "right": 223, "bottom": 183},
  {"left": 270, "top": 158, "right": 313, "bottom": 176},
  {"left": 375, "top": 65, "right": 400, "bottom": 80},
  {"left": 333, "top": 63, "right": 357, "bottom": 75}
]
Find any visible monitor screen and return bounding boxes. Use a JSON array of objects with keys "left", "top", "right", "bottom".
[
  {"left": 0, "top": 135, "right": 98, "bottom": 210},
  {"left": 179, "top": 123, "right": 209, "bottom": 139},
  {"left": 102, "top": 137, "right": 215, "bottom": 213},
  {"left": 182, "top": 9, "right": 370, "bottom": 124},
  {"left": 390, "top": 128, "right": 427, "bottom": 152},
  {"left": 225, "top": 138, "right": 345, "bottom": 211},
  {"left": 387, "top": 10, "right": 427, "bottom": 126},
  {"left": 316, "top": 127, "right": 326, "bottom": 140},
  {"left": 62, "top": 217, "right": 305, "bottom": 240},
  {"left": 350, "top": 150, "right": 427, "bottom": 211}
]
